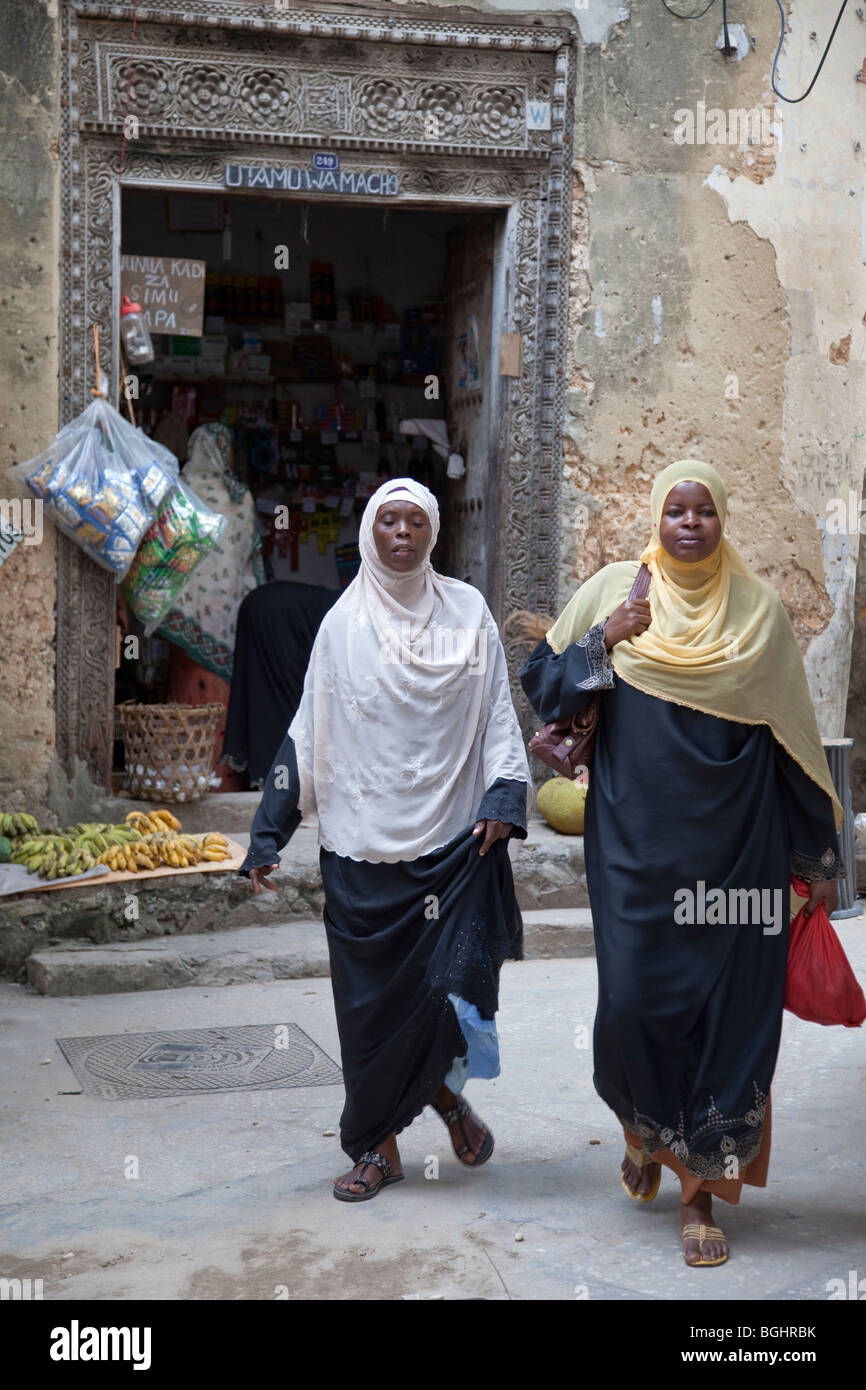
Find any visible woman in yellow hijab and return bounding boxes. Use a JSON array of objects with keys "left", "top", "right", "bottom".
[{"left": 521, "top": 461, "right": 842, "bottom": 1268}]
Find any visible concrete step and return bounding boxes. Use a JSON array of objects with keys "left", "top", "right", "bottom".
[
  {"left": 521, "top": 908, "right": 594, "bottom": 958},
  {"left": 26, "top": 922, "right": 330, "bottom": 997},
  {"left": 511, "top": 830, "right": 590, "bottom": 911},
  {"left": 25, "top": 908, "right": 596, "bottom": 996}
]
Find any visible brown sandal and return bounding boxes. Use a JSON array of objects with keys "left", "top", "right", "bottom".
[
  {"left": 332, "top": 1150, "right": 405, "bottom": 1203},
  {"left": 431, "top": 1096, "right": 494, "bottom": 1166}
]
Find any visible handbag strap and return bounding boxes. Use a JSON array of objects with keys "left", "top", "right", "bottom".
[{"left": 629, "top": 562, "right": 651, "bottom": 601}]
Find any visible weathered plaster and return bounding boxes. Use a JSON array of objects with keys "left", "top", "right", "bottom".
[
  {"left": 702, "top": 7, "right": 866, "bottom": 738},
  {"left": 0, "top": 0, "right": 60, "bottom": 811},
  {"left": 390, "top": 0, "right": 627, "bottom": 47}
]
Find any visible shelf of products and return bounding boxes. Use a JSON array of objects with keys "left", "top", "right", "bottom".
[{"left": 128, "top": 264, "right": 451, "bottom": 588}]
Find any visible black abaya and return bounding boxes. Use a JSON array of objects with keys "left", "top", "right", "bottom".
[
  {"left": 222, "top": 582, "right": 338, "bottom": 783},
  {"left": 520, "top": 624, "right": 840, "bottom": 1188},
  {"left": 240, "top": 733, "right": 526, "bottom": 1160}
]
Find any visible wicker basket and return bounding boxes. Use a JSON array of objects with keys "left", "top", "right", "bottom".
[{"left": 116, "top": 702, "right": 224, "bottom": 803}]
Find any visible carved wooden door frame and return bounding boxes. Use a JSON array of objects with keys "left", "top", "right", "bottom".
[{"left": 59, "top": 1, "right": 576, "bottom": 785}]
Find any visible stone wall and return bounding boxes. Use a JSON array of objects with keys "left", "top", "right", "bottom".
[{"left": 0, "top": 0, "right": 60, "bottom": 813}]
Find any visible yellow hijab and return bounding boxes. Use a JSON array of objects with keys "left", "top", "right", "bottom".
[{"left": 546, "top": 460, "right": 842, "bottom": 827}]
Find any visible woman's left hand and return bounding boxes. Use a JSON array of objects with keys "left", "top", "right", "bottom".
[
  {"left": 802, "top": 879, "right": 839, "bottom": 918},
  {"left": 472, "top": 818, "right": 513, "bottom": 857}
]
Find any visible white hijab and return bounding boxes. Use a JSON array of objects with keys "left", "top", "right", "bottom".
[{"left": 288, "top": 478, "right": 530, "bottom": 862}]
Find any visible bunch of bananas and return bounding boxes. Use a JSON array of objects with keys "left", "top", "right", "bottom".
[
  {"left": 11, "top": 834, "right": 98, "bottom": 880},
  {"left": 39, "top": 844, "right": 99, "bottom": 881},
  {"left": 0, "top": 811, "right": 41, "bottom": 839},
  {"left": 11, "top": 834, "right": 74, "bottom": 863},
  {"left": 138, "top": 831, "right": 204, "bottom": 869},
  {"left": 97, "top": 838, "right": 162, "bottom": 873},
  {"left": 126, "top": 809, "right": 182, "bottom": 835},
  {"left": 196, "top": 832, "right": 231, "bottom": 863},
  {"left": 69, "top": 823, "right": 142, "bottom": 856}
]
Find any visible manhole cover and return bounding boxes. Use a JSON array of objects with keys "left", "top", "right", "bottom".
[{"left": 56, "top": 1023, "right": 342, "bottom": 1101}]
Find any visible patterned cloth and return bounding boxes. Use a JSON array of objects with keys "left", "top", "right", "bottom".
[{"left": 158, "top": 423, "right": 265, "bottom": 680}]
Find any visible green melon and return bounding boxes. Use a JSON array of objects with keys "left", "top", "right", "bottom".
[
  {"left": 0, "top": 836, "right": 11, "bottom": 862},
  {"left": 536, "top": 777, "right": 588, "bottom": 835}
]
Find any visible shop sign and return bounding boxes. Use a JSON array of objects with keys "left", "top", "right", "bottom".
[
  {"left": 120, "top": 255, "right": 206, "bottom": 337},
  {"left": 225, "top": 165, "right": 399, "bottom": 196}
]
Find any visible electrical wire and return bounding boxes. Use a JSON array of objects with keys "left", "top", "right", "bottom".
[
  {"left": 660, "top": 0, "right": 851, "bottom": 104},
  {"left": 770, "top": 0, "right": 850, "bottom": 103},
  {"left": 661, "top": 0, "right": 718, "bottom": 19},
  {"left": 722, "top": 0, "right": 732, "bottom": 55}
]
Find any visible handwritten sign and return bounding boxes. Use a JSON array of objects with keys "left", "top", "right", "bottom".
[{"left": 120, "top": 255, "right": 206, "bottom": 338}]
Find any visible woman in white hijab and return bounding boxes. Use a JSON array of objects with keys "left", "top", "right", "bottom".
[{"left": 240, "top": 479, "right": 530, "bottom": 1201}]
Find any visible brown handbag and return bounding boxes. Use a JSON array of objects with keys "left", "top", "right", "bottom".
[{"left": 528, "top": 563, "right": 651, "bottom": 779}]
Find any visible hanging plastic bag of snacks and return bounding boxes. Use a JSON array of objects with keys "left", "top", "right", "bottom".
[
  {"left": 121, "top": 479, "right": 227, "bottom": 634},
  {"left": 14, "top": 397, "right": 178, "bottom": 578}
]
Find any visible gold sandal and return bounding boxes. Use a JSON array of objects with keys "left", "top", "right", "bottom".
[
  {"left": 682, "top": 1222, "right": 729, "bottom": 1267},
  {"left": 620, "top": 1142, "right": 661, "bottom": 1202}
]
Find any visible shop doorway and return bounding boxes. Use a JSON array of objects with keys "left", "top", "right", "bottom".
[
  {"left": 115, "top": 190, "right": 507, "bottom": 782},
  {"left": 57, "top": 2, "right": 577, "bottom": 788}
]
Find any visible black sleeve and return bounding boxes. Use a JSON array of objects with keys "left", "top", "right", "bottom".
[
  {"left": 238, "top": 731, "right": 302, "bottom": 877},
  {"left": 519, "top": 622, "right": 614, "bottom": 723},
  {"left": 475, "top": 777, "right": 528, "bottom": 840},
  {"left": 774, "top": 742, "right": 843, "bottom": 881}
]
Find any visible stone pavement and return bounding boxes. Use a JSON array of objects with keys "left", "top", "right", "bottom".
[{"left": 2, "top": 918, "right": 864, "bottom": 1302}]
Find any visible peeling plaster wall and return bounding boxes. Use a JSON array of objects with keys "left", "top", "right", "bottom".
[
  {"left": 703, "top": 17, "right": 866, "bottom": 743},
  {"left": 0, "top": 0, "right": 59, "bottom": 811}
]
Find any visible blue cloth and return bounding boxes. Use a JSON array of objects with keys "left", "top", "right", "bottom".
[{"left": 444, "top": 993, "right": 501, "bottom": 1093}]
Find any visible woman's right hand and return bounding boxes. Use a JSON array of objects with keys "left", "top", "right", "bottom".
[
  {"left": 249, "top": 863, "right": 279, "bottom": 894},
  {"left": 603, "top": 598, "right": 651, "bottom": 650}
]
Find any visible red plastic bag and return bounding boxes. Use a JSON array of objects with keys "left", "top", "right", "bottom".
[{"left": 786, "top": 877, "right": 866, "bottom": 1027}]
